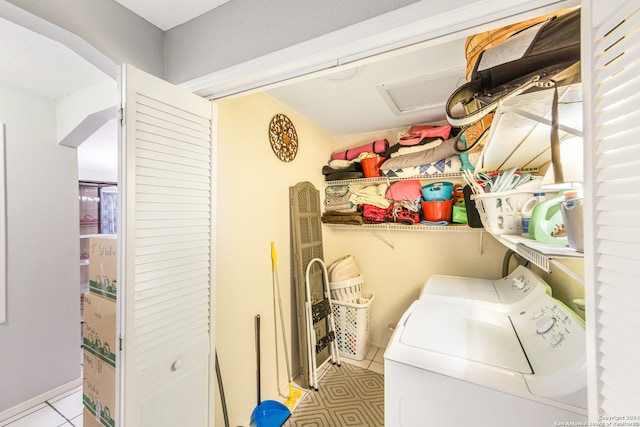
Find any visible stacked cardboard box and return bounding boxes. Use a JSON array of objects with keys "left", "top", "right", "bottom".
[
  {"left": 83, "top": 293, "right": 116, "bottom": 368},
  {"left": 83, "top": 236, "right": 117, "bottom": 427},
  {"left": 88, "top": 236, "right": 117, "bottom": 301},
  {"left": 83, "top": 350, "right": 116, "bottom": 427},
  {"left": 83, "top": 408, "right": 105, "bottom": 427}
]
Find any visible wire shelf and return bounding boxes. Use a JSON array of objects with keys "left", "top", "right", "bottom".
[
  {"left": 516, "top": 243, "right": 552, "bottom": 272},
  {"left": 323, "top": 223, "right": 479, "bottom": 232},
  {"left": 324, "top": 168, "right": 539, "bottom": 187}
]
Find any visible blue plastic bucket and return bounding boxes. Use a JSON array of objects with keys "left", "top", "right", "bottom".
[
  {"left": 252, "top": 400, "right": 291, "bottom": 427},
  {"left": 421, "top": 182, "right": 453, "bottom": 201}
]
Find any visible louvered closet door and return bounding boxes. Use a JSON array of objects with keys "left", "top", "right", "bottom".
[
  {"left": 118, "top": 64, "right": 215, "bottom": 427},
  {"left": 586, "top": 0, "right": 640, "bottom": 418}
]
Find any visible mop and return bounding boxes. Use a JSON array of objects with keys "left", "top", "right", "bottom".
[{"left": 271, "top": 242, "right": 305, "bottom": 410}]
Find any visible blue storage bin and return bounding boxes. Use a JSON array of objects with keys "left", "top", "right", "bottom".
[{"left": 421, "top": 182, "right": 453, "bottom": 201}]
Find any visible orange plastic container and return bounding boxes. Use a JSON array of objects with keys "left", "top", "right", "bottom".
[
  {"left": 361, "top": 157, "right": 386, "bottom": 178},
  {"left": 421, "top": 199, "right": 454, "bottom": 222}
]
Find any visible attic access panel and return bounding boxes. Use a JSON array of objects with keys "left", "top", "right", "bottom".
[
  {"left": 377, "top": 68, "right": 465, "bottom": 116},
  {"left": 478, "top": 83, "right": 583, "bottom": 172}
]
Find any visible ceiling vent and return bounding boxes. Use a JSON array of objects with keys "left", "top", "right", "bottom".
[{"left": 377, "top": 68, "right": 465, "bottom": 116}]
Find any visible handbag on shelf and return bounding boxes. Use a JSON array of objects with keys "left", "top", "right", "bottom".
[{"left": 446, "top": 8, "right": 581, "bottom": 153}]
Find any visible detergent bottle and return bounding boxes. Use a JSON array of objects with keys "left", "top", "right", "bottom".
[
  {"left": 520, "top": 193, "right": 545, "bottom": 237},
  {"left": 528, "top": 192, "right": 569, "bottom": 245}
]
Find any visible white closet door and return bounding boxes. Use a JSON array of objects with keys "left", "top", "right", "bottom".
[
  {"left": 118, "top": 64, "right": 216, "bottom": 427},
  {"left": 585, "top": 0, "right": 640, "bottom": 419}
]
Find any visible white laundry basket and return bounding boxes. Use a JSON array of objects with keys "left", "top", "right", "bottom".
[
  {"left": 472, "top": 189, "right": 538, "bottom": 235},
  {"left": 329, "top": 275, "right": 363, "bottom": 303},
  {"left": 331, "top": 294, "right": 375, "bottom": 360}
]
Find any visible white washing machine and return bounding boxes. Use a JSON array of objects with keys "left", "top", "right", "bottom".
[
  {"left": 385, "top": 269, "right": 587, "bottom": 427},
  {"left": 419, "top": 264, "right": 551, "bottom": 312}
]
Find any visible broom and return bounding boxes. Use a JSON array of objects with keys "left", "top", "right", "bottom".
[{"left": 271, "top": 242, "right": 305, "bottom": 410}]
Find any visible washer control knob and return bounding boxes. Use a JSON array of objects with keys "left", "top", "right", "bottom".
[
  {"left": 536, "top": 316, "right": 556, "bottom": 334},
  {"left": 512, "top": 277, "right": 524, "bottom": 289},
  {"left": 549, "top": 333, "right": 564, "bottom": 346}
]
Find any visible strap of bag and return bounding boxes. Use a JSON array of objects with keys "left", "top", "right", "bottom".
[
  {"left": 453, "top": 120, "right": 492, "bottom": 153},
  {"left": 549, "top": 81, "right": 564, "bottom": 183},
  {"left": 446, "top": 75, "right": 541, "bottom": 127},
  {"left": 449, "top": 60, "right": 581, "bottom": 153},
  {"left": 548, "top": 61, "right": 581, "bottom": 183},
  {"left": 446, "top": 60, "right": 581, "bottom": 128}
]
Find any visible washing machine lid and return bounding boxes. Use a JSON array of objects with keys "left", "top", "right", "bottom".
[
  {"left": 420, "top": 275, "right": 500, "bottom": 309},
  {"left": 400, "top": 299, "right": 532, "bottom": 374}
]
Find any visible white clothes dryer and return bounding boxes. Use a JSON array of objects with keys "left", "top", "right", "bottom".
[{"left": 385, "top": 271, "right": 587, "bottom": 427}]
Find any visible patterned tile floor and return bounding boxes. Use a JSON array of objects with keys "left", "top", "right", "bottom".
[
  {"left": 292, "top": 345, "right": 384, "bottom": 390},
  {"left": 285, "top": 346, "right": 385, "bottom": 426}
]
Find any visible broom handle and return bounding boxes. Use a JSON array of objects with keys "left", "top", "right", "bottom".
[
  {"left": 271, "top": 242, "right": 293, "bottom": 382},
  {"left": 256, "top": 314, "right": 261, "bottom": 406}
]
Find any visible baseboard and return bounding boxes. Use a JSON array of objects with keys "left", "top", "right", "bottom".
[{"left": 0, "top": 377, "right": 82, "bottom": 422}]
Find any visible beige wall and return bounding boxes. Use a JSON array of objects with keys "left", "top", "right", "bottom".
[{"left": 216, "top": 92, "right": 332, "bottom": 426}]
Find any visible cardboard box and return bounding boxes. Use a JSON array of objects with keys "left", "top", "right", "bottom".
[
  {"left": 83, "top": 293, "right": 116, "bottom": 368},
  {"left": 88, "top": 236, "right": 117, "bottom": 301},
  {"left": 83, "top": 408, "right": 105, "bottom": 427},
  {"left": 83, "top": 350, "right": 116, "bottom": 427}
]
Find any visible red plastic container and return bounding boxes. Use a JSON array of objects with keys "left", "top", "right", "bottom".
[
  {"left": 421, "top": 199, "right": 454, "bottom": 222},
  {"left": 361, "top": 157, "right": 387, "bottom": 178}
]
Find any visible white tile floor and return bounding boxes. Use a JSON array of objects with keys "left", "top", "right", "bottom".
[
  {"left": 342, "top": 345, "right": 385, "bottom": 375},
  {"left": 302, "top": 344, "right": 385, "bottom": 388},
  {"left": 1, "top": 346, "right": 385, "bottom": 427},
  {"left": 0, "top": 387, "right": 84, "bottom": 427},
  {"left": 340, "top": 346, "right": 384, "bottom": 375}
]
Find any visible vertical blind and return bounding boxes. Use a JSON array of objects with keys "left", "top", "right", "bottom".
[{"left": 591, "top": 0, "right": 640, "bottom": 416}]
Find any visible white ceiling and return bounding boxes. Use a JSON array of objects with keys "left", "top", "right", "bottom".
[
  {"left": 0, "top": 17, "right": 109, "bottom": 100},
  {"left": 113, "top": 0, "right": 233, "bottom": 30},
  {"left": 265, "top": 39, "right": 467, "bottom": 136}
]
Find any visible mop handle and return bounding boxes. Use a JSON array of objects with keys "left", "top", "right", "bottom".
[
  {"left": 271, "top": 242, "right": 293, "bottom": 382},
  {"left": 271, "top": 242, "right": 278, "bottom": 270},
  {"left": 256, "top": 314, "right": 261, "bottom": 406}
]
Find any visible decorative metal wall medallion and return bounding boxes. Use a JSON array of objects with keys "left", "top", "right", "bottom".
[{"left": 269, "top": 114, "right": 298, "bottom": 162}]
